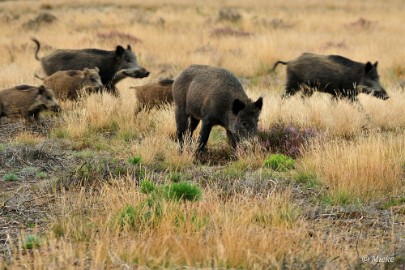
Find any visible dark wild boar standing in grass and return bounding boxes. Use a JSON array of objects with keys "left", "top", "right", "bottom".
[
  {"left": 132, "top": 79, "right": 174, "bottom": 113},
  {"left": 35, "top": 68, "right": 103, "bottom": 100},
  {"left": 31, "top": 38, "right": 149, "bottom": 95},
  {"left": 173, "top": 65, "right": 263, "bottom": 153},
  {"left": 273, "top": 53, "right": 389, "bottom": 101},
  {"left": 0, "top": 85, "right": 60, "bottom": 123}
]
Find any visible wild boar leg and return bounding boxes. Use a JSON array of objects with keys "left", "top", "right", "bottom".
[
  {"left": 175, "top": 107, "right": 189, "bottom": 149},
  {"left": 197, "top": 119, "right": 213, "bottom": 152},
  {"left": 226, "top": 130, "right": 237, "bottom": 149},
  {"left": 188, "top": 116, "right": 200, "bottom": 137}
]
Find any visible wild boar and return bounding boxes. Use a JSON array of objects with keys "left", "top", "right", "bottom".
[
  {"left": 0, "top": 85, "right": 60, "bottom": 123},
  {"left": 132, "top": 79, "right": 174, "bottom": 113},
  {"left": 31, "top": 38, "right": 149, "bottom": 95},
  {"left": 35, "top": 68, "right": 103, "bottom": 100},
  {"left": 172, "top": 65, "right": 263, "bottom": 152},
  {"left": 273, "top": 53, "right": 389, "bottom": 101}
]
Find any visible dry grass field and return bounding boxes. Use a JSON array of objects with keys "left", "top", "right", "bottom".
[{"left": 1, "top": 0, "right": 405, "bottom": 269}]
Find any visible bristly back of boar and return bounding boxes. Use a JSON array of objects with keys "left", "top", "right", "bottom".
[
  {"left": 172, "top": 65, "right": 263, "bottom": 153},
  {"left": 274, "top": 53, "right": 388, "bottom": 102}
]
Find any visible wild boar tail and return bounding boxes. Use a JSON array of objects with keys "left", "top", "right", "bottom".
[
  {"left": 272, "top": 60, "right": 288, "bottom": 71},
  {"left": 31, "top": 38, "right": 41, "bottom": 61}
]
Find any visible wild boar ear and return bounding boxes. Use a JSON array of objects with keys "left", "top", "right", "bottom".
[
  {"left": 232, "top": 99, "right": 245, "bottom": 115},
  {"left": 127, "top": 45, "right": 132, "bottom": 51},
  {"left": 115, "top": 46, "right": 125, "bottom": 56},
  {"left": 374, "top": 61, "right": 378, "bottom": 68},
  {"left": 254, "top": 97, "right": 263, "bottom": 111},
  {"left": 95, "top": 67, "right": 99, "bottom": 72},
  {"left": 364, "top": 62, "right": 373, "bottom": 74}
]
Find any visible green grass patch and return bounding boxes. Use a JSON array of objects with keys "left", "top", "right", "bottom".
[
  {"left": 117, "top": 205, "right": 137, "bottom": 228},
  {"left": 140, "top": 180, "right": 156, "bottom": 194},
  {"left": 294, "top": 171, "right": 321, "bottom": 188},
  {"left": 321, "top": 190, "right": 355, "bottom": 206},
  {"left": 3, "top": 173, "right": 19, "bottom": 182},
  {"left": 167, "top": 172, "right": 184, "bottom": 183},
  {"left": 381, "top": 196, "right": 405, "bottom": 209},
  {"left": 164, "top": 182, "right": 202, "bottom": 202},
  {"left": 128, "top": 155, "right": 142, "bottom": 165},
  {"left": 264, "top": 154, "right": 295, "bottom": 172},
  {"left": 36, "top": 171, "right": 48, "bottom": 179},
  {"left": 25, "top": 222, "right": 35, "bottom": 229},
  {"left": 52, "top": 128, "right": 69, "bottom": 139},
  {"left": 24, "top": 234, "right": 41, "bottom": 249}
]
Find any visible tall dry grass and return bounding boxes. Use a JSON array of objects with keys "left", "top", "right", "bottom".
[
  {"left": 5, "top": 181, "right": 371, "bottom": 269},
  {"left": 301, "top": 133, "right": 405, "bottom": 200}
]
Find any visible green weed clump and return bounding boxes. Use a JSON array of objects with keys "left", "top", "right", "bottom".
[
  {"left": 3, "top": 173, "right": 19, "bottom": 182},
  {"left": 294, "top": 171, "right": 320, "bottom": 188},
  {"left": 264, "top": 154, "right": 295, "bottom": 172},
  {"left": 164, "top": 182, "right": 202, "bottom": 202},
  {"left": 128, "top": 155, "right": 142, "bottom": 165},
  {"left": 24, "top": 235, "right": 41, "bottom": 249},
  {"left": 140, "top": 180, "right": 156, "bottom": 194},
  {"left": 116, "top": 205, "right": 137, "bottom": 228},
  {"left": 115, "top": 179, "right": 203, "bottom": 231}
]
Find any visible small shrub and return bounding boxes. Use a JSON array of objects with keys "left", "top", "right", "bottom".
[
  {"left": 264, "top": 154, "right": 295, "bottom": 172},
  {"left": 128, "top": 155, "right": 142, "bottom": 165},
  {"left": 117, "top": 205, "right": 137, "bottom": 228},
  {"left": 3, "top": 173, "right": 19, "bottom": 182},
  {"left": 259, "top": 124, "right": 323, "bottom": 158},
  {"left": 164, "top": 182, "right": 202, "bottom": 202},
  {"left": 24, "top": 234, "right": 41, "bottom": 249},
  {"left": 140, "top": 180, "right": 156, "bottom": 194}
]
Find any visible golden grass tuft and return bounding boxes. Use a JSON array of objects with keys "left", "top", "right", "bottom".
[{"left": 301, "top": 133, "right": 405, "bottom": 200}]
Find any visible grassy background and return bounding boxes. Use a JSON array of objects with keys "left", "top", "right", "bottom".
[{"left": 1, "top": 0, "right": 405, "bottom": 268}]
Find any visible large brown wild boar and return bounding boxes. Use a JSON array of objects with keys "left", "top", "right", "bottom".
[
  {"left": 273, "top": 53, "right": 389, "bottom": 101},
  {"left": 31, "top": 38, "right": 149, "bottom": 95},
  {"left": 172, "top": 65, "right": 263, "bottom": 152},
  {"left": 0, "top": 85, "right": 60, "bottom": 123},
  {"left": 35, "top": 68, "right": 103, "bottom": 100},
  {"left": 132, "top": 79, "right": 174, "bottom": 113}
]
